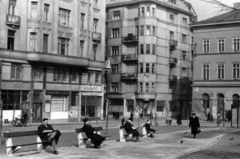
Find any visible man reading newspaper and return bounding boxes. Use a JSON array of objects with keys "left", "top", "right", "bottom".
[{"left": 37, "top": 118, "right": 61, "bottom": 155}]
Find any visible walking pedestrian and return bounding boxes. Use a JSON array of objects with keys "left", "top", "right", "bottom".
[
  {"left": 130, "top": 110, "right": 134, "bottom": 121},
  {"left": 176, "top": 114, "right": 182, "bottom": 126},
  {"left": 189, "top": 113, "right": 200, "bottom": 138},
  {"left": 217, "top": 112, "right": 221, "bottom": 127},
  {"left": 140, "top": 108, "right": 143, "bottom": 119},
  {"left": 153, "top": 112, "right": 158, "bottom": 126}
]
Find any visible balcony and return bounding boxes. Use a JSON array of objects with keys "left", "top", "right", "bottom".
[
  {"left": 169, "top": 57, "right": 177, "bottom": 65},
  {"left": 169, "top": 39, "right": 178, "bottom": 48},
  {"left": 92, "top": 32, "right": 101, "bottom": 43},
  {"left": 122, "top": 33, "right": 138, "bottom": 43},
  {"left": 121, "top": 73, "right": 138, "bottom": 80},
  {"left": 121, "top": 54, "right": 138, "bottom": 62},
  {"left": 6, "top": 14, "right": 21, "bottom": 28}
]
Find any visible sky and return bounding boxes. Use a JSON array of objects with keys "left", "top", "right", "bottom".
[{"left": 185, "top": 0, "right": 240, "bottom": 21}]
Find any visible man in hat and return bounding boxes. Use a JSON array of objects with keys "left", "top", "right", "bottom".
[
  {"left": 124, "top": 118, "right": 141, "bottom": 142},
  {"left": 37, "top": 118, "right": 61, "bottom": 154},
  {"left": 82, "top": 118, "right": 106, "bottom": 148},
  {"left": 189, "top": 113, "right": 200, "bottom": 138}
]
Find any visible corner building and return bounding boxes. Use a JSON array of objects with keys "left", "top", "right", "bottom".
[
  {"left": 0, "top": 0, "right": 106, "bottom": 122},
  {"left": 106, "top": 0, "right": 196, "bottom": 118}
]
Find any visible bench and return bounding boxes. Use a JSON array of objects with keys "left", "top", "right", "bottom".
[
  {"left": 118, "top": 125, "right": 134, "bottom": 142},
  {"left": 3, "top": 130, "right": 43, "bottom": 156},
  {"left": 75, "top": 126, "right": 110, "bottom": 148},
  {"left": 142, "top": 124, "right": 148, "bottom": 137}
]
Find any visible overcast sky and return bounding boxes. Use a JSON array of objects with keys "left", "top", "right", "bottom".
[{"left": 185, "top": 0, "right": 240, "bottom": 21}]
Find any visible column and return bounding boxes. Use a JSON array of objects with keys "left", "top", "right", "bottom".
[{"left": 78, "top": 91, "right": 82, "bottom": 122}]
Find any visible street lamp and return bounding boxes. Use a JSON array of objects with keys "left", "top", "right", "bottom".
[{"left": 104, "top": 59, "right": 111, "bottom": 135}]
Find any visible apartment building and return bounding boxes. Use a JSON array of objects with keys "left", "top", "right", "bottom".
[
  {"left": 106, "top": 0, "right": 196, "bottom": 118},
  {"left": 191, "top": 3, "right": 240, "bottom": 123},
  {"left": 0, "top": 0, "right": 106, "bottom": 122}
]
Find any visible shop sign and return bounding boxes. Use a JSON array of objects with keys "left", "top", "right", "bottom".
[
  {"left": 46, "top": 91, "right": 69, "bottom": 95},
  {"left": 80, "top": 85, "right": 102, "bottom": 92}
]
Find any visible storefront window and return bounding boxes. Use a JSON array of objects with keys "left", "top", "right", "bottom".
[
  {"left": 109, "top": 99, "right": 123, "bottom": 115},
  {"left": 71, "top": 92, "right": 79, "bottom": 107},
  {"left": 81, "top": 96, "right": 101, "bottom": 117}
]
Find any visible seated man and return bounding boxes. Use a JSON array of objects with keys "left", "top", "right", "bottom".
[
  {"left": 124, "top": 118, "right": 141, "bottom": 142},
  {"left": 145, "top": 120, "right": 156, "bottom": 138},
  {"left": 82, "top": 118, "right": 106, "bottom": 148},
  {"left": 37, "top": 118, "right": 61, "bottom": 155}
]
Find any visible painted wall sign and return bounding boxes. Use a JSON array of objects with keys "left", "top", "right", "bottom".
[
  {"left": 46, "top": 91, "right": 69, "bottom": 95},
  {"left": 80, "top": 85, "right": 102, "bottom": 92}
]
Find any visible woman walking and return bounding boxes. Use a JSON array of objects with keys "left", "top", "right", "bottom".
[
  {"left": 176, "top": 114, "right": 182, "bottom": 126},
  {"left": 189, "top": 113, "right": 200, "bottom": 138}
]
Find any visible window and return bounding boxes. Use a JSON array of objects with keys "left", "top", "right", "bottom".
[
  {"left": 33, "top": 67, "right": 43, "bottom": 79},
  {"left": 30, "top": 32, "right": 37, "bottom": 51},
  {"left": 152, "top": 45, "right": 155, "bottom": 54},
  {"left": 140, "top": 44, "right": 144, "bottom": 54},
  {"left": 146, "top": 26, "right": 150, "bottom": 35},
  {"left": 181, "top": 67, "right": 187, "bottom": 76},
  {"left": 141, "top": 7, "right": 145, "bottom": 16},
  {"left": 169, "top": 0, "right": 176, "bottom": 4},
  {"left": 93, "top": 44, "right": 97, "bottom": 60},
  {"left": 87, "top": 72, "right": 91, "bottom": 83},
  {"left": 93, "top": 0, "right": 98, "bottom": 8},
  {"left": 95, "top": 73, "right": 101, "bottom": 84},
  {"left": 58, "top": 37, "right": 69, "bottom": 55},
  {"left": 80, "top": 40, "right": 84, "bottom": 57},
  {"left": 182, "top": 84, "right": 187, "bottom": 94},
  {"left": 111, "top": 83, "right": 118, "bottom": 92},
  {"left": 44, "top": 4, "right": 49, "bottom": 21},
  {"left": 203, "top": 64, "right": 210, "bottom": 80},
  {"left": 170, "top": 31, "right": 174, "bottom": 40},
  {"left": 152, "top": 26, "right": 156, "bottom": 35},
  {"left": 139, "top": 82, "right": 143, "bottom": 92},
  {"left": 70, "top": 69, "right": 79, "bottom": 83},
  {"left": 140, "top": 63, "right": 144, "bottom": 73},
  {"left": 93, "top": 18, "right": 98, "bottom": 32},
  {"left": 170, "top": 14, "right": 174, "bottom": 23},
  {"left": 112, "top": 28, "right": 119, "bottom": 38},
  {"left": 182, "top": 51, "right": 187, "bottom": 60},
  {"left": 203, "top": 39, "right": 210, "bottom": 53},
  {"left": 53, "top": 68, "right": 69, "bottom": 82},
  {"left": 147, "top": 7, "right": 150, "bottom": 16},
  {"left": 157, "top": 101, "right": 165, "bottom": 112},
  {"left": 233, "top": 63, "right": 240, "bottom": 79},
  {"left": 81, "top": 72, "right": 88, "bottom": 84},
  {"left": 218, "top": 38, "right": 225, "bottom": 52},
  {"left": 112, "top": 46, "right": 119, "bottom": 56},
  {"left": 151, "top": 83, "right": 155, "bottom": 92},
  {"left": 218, "top": 63, "right": 225, "bottom": 80},
  {"left": 7, "top": 30, "right": 15, "bottom": 50},
  {"left": 43, "top": 34, "right": 48, "bottom": 53},
  {"left": 11, "top": 63, "right": 22, "bottom": 80},
  {"left": 113, "top": 11, "right": 120, "bottom": 20},
  {"left": 80, "top": 13, "right": 85, "bottom": 29},
  {"left": 111, "top": 64, "right": 118, "bottom": 74},
  {"left": 140, "top": 26, "right": 144, "bottom": 35},
  {"left": 152, "top": 8, "right": 155, "bottom": 17},
  {"left": 59, "top": 8, "right": 70, "bottom": 26},
  {"left": 127, "top": 100, "right": 134, "bottom": 112},
  {"left": 233, "top": 37, "right": 240, "bottom": 52},
  {"left": 31, "top": 2, "right": 38, "bottom": 19},
  {"left": 182, "top": 17, "right": 187, "bottom": 26},
  {"left": 8, "top": 0, "right": 16, "bottom": 15},
  {"left": 71, "top": 92, "right": 79, "bottom": 106},
  {"left": 146, "top": 63, "right": 150, "bottom": 73},
  {"left": 170, "top": 49, "right": 173, "bottom": 57},
  {"left": 146, "top": 44, "right": 150, "bottom": 54},
  {"left": 182, "top": 34, "right": 187, "bottom": 43},
  {"left": 145, "top": 83, "right": 149, "bottom": 92},
  {"left": 151, "top": 63, "right": 155, "bottom": 73}
]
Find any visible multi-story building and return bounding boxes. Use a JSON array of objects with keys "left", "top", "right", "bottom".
[
  {"left": 106, "top": 0, "right": 196, "bottom": 118},
  {"left": 0, "top": 0, "right": 106, "bottom": 123},
  {"left": 191, "top": 3, "right": 240, "bottom": 122}
]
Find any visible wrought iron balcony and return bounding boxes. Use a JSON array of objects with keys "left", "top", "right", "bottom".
[
  {"left": 121, "top": 54, "right": 138, "bottom": 62},
  {"left": 121, "top": 73, "right": 138, "bottom": 80},
  {"left": 92, "top": 32, "right": 101, "bottom": 42},
  {"left": 169, "top": 39, "right": 178, "bottom": 48},
  {"left": 6, "top": 14, "right": 21, "bottom": 28},
  {"left": 169, "top": 57, "right": 177, "bottom": 65},
  {"left": 122, "top": 33, "right": 138, "bottom": 43}
]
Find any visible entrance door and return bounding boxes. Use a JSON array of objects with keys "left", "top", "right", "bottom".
[{"left": 32, "top": 103, "right": 42, "bottom": 123}]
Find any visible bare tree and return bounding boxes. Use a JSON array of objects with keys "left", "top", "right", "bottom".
[{"left": 201, "top": 0, "right": 240, "bottom": 12}]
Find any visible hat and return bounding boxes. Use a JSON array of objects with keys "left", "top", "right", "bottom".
[
  {"left": 192, "top": 113, "right": 196, "bottom": 115},
  {"left": 83, "top": 118, "right": 89, "bottom": 123}
]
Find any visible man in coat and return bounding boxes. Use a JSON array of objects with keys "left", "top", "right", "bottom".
[
  {"left": 145, "top": 120, "right": 156, "bottom": 138},
  {"left": 189, "top": 113, "right": 200, "bottom": 138},
  {"left": 82, "top": 118, "right": 106, "bottom": 148},
  {"left": 124, "top": 118, "right": 141, "bottom": 142},
  {"left": 176, "top": 114, "right": 182, "bottom": 126},
  {"left": 37, "top": 118, "right": 61, "bottom": 154}
]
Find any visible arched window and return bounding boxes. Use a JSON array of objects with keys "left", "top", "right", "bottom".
[
  {"left": 202, "top": 93, "right": 210, "bottom": 110},
  {"left": 217, "top": 94, "right": 225, "bottom": 111}
]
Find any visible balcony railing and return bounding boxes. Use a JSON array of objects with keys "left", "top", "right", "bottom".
[
  {"left": 122, "top": 34, "right": 138, "bottom": 43},
  {"left": 121, "top": 73, "right": 138, "bottom": 80},
  {"left": 121, "top": 54, "right": 138, "bottom": 62},
  {"left": 92, "top": 32, "right": 101, "bottom": 42},
  {"left": 6, "top": 14, "right": 21, "bottom": 27},
  {"left": 169, "top": 57, "right": 177, "bottom": 65},
  {"left": 169, "top": 39, "right": 178, "bottom": 47}
]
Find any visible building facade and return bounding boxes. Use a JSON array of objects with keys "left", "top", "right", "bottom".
[
  {"left": 0, "top": 0, "right": 106, "bottom": 122},
  {"left": 106, "top": 0, "right": 196, "bottom": 118},
  {"left": 191, "top": 3, "right": 240, "bottom": 122}
]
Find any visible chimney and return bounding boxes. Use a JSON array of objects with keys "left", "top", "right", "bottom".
[{"left": 234, "top": 3, "right": 240, "bottom": 9}]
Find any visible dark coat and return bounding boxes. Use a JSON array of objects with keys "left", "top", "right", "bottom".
[
  {"left": 189, "top": 117, "right": 200, "bottom": 135},
  {"left": 177, "top": 114, "right": 182, "bottom": 125},
  {"left": 145, "top": 123, "right": 156, "bottom": 133},
  {"left": 82, "top": 123, "right": 105, "bottom": 145},
  {"left": 37, "top": 124, "right": 61, "bottom": 146},
  {"left": 124, "top": 120, "right": 139, "bottom": 137}
]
